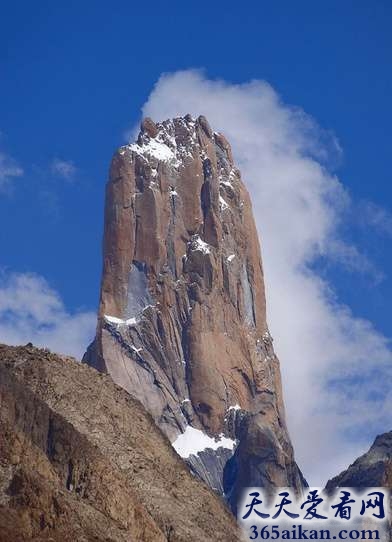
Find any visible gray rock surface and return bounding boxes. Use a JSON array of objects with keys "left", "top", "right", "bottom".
[{"left": 326, "top": 432, "right": 392, "bottom": 490}]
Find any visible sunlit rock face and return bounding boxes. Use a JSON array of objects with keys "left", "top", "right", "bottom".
[
  {"left": 84, "top": 115, "right": 306, "bottom": 507},
  {"left": 0, "top": 344, "right": 243, "bottom": 542}
]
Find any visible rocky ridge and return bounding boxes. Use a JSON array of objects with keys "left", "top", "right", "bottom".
[
  {"left": 326, "top": 432, "right": 392, "bottom": 490},
  {"left": 0, "top": 343, "right": 243, "bottom": 542},
  {"left": 326, "top": 433, "right": 392, "bottom": 541}
]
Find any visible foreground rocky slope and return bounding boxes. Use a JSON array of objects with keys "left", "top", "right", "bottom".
[
  {"left": 326, "top": 432, "right": 392, "bottom": 489},
  {"left": 84, "top": 114, "right": 306, "bottom": 506},
  {"left": 0, "top": 344, "right": 243, "bottom": 542}
]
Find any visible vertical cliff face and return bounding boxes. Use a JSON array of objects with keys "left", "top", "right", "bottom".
[{"left": 84, "top": 115, "right": 306, "bottom": 507}]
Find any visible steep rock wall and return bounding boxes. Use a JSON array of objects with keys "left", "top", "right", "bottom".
[{"left": 84, "top": 115, "right": 306, "bottom": 506}]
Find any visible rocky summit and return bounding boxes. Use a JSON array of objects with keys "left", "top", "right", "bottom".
[{"left": 84, "top": 114, "right": 306, "bottom": 509}]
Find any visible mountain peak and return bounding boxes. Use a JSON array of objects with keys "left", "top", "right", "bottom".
[
  {"left": 84, "top": 115, "right": 306, "bottom": 508},
  {"left": 119, "top": 115, "right": 232, "bottom": 174}
]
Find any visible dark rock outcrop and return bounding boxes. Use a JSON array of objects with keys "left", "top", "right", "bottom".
[
  {"left": 84, "top": 115, "right": 306, "bottom": 506},
  {"left": 326, "top": 432, "right": 392, "bottom": 490},
  {"left": 0, "top": 344, "right": 243, "bottom": 542},
  {"left": 326, "top": 433, "right": 392, "bottom": 541}
]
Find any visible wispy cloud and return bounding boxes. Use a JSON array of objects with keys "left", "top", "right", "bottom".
[
  {"left": 51, "top": 158, "right": 77, "bottom": 181},
  {"left": 328, "top": 239, "right": 385, "bottom": 283},
  {"left": 137, "top": 69, "right": 392, "bottom": 484},
  {"left": 357, "top": 200, "right": 392, "bottom": 237},
  {"left": 0, "top": 270, "right": 95, "bottom": 359},
  {"left": 0, "top": 150, "right": 23, "bottom": 191}
]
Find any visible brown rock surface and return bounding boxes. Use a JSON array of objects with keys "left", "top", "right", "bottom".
[
  {"left": 84, "top": 115, "right": 306, "bottom": 504},
  {"left": 0, "top": 343, "right": 243, "bottom": 542}
]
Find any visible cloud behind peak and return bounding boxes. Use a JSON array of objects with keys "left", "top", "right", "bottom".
[{"left": 137, "top": 69, "right": 392, "bottom": 484}]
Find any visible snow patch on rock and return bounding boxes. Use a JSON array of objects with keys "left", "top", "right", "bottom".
[
  {"left": 189, "top": 235, "right": 211, "bottom": 255},
  {"left": 228, "top": 404, "right": 241, "bottom": 412},
  {"left": 129, "top": 138, "right": 178, "bottom": 164},
  {"left": 104, "top": 314, "right": 139, "bottom": 327},
  {"left": 172, "top": 425, "right": 237, "bottom": 459},
  {"left": 127, "top": 118, "right": 201, "bottom": 169},
  {"left": 219, "top": 195, "right": 229, "bottom": 211}
]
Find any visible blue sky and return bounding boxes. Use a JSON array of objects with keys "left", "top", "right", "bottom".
[
  {"left": 1, "top": 1, "right": 391, "bottom": 328},
  {"left": 1, "top": 1, "right": 392, "bottom": 482}
]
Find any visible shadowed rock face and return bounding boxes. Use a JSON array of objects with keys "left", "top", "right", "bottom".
[
  {"left": 326, "top": 433, "right": 392, "bottom": 490},
  {"left": 0, "top": 344, "right": 243, "bottom": 542},
  {"left": 325, "top": 433, "right": 392, "bottom": 542},
  {"left": 84, "top": 114, "right": 306, "bottom": 506}
]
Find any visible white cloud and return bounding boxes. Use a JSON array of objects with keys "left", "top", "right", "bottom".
[
  {"left": 51, "top": 158, "right": 77, "bottom": 181},
  {"left": 136, "top": 69, "right": 392, "bottom": 484},
  {"left": 0, "top": 151, "right": 23, "bottom": 191},
  {"left": 0, "top": 271, "right": 95, "bottom": 359}
]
